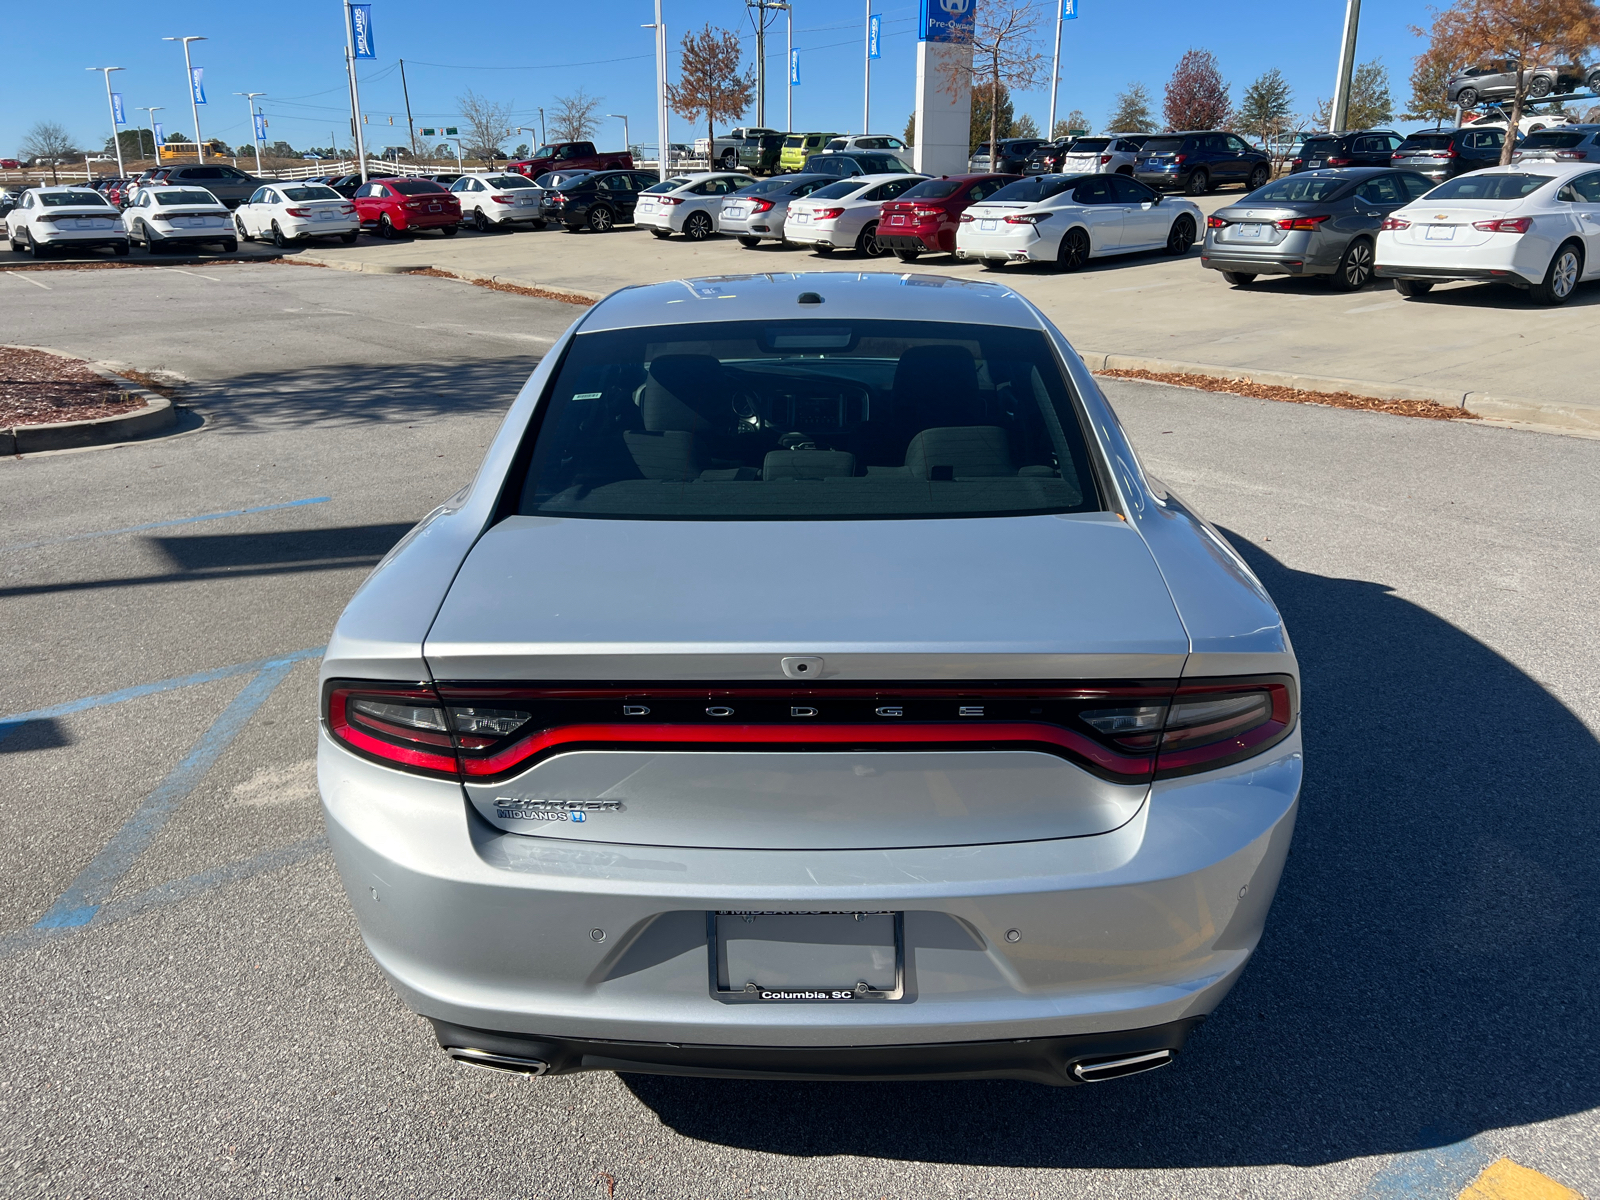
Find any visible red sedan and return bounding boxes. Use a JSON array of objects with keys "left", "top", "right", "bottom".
[
  {"left": 875, "top": 173, "right": 1019, "bottom": 261},
  {"left": 352, "top": 178, "right": 461, "bottom": 238}
]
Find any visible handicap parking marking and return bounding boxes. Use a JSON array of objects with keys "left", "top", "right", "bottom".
[
  {"left": 1460, "top": 1159, "right": 1585, "bottom": 1200},
  {"left": 0, "top": 496, "right": 332, "bottom": 554},
  {"left": 1363, "top": 1138, "right": 1587, "bottom": 1200}
]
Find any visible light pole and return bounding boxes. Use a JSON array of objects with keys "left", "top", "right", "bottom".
[
  {"left": 448, "top": 137, "right": 464, "bottom": 170},
  {"left": 162, "top": 36, "right": 208, "bottom": 161},
  {"left": 86, "top": 67, "right": 128, "bottom": 177},
  {"left": 538, "top": 108, "right": 547, "bottom": 145},
  {"left": 643, "top": 1, "right": 668, "bottom": 180},
  {"left": 781, "top": 2, "right": 792, "bottom": 132},
  {"left": 862, "top": 0, "right": 871, "bottom": 133},
  {"left": 607, "top": 114, "right": 630, "bottom": 154},
  {"left": 516, "top": 127, "right": 540, "bottom": 158},
  {"left": 340, "top": 0, "right": 369, "bottom": 182},
  {"left": 136, "top": 106, "right": 163, "bottom": 166},
  {"left": 1330, "top": 0, "right": 1361, "bottom": 132},
  {"left": 1047, "top": 10, "right": 1063, "bottom": 139},
  {"left": 235, "top": 91, "right": 267, "bottom": 175}
]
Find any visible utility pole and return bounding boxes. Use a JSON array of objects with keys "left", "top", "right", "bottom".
[
  {"left": 399, "top": 59, "right": 417, "bottom": 157},
  {"left": 137, "top": 106, "right": 163, "bottom": 166},
  {"left": 539, "top": 107, "right": 547, "bottom": 145},
  {"left": 341, "top": 0, "right": 369, "bottom": 181},
  {"left": 1330, "top": 0, "right": 1361, "bottom": 132},
  {"left": 235, "top": 92, "right": 267, "bottom": 174},
  {"left": 87, "top": 67, "right": 127, "bottom": 177},
  {"left": 162, "top": 36, "right": 208, "bottom": 161},
  {"left": 746, "top": 0, "right": 788, "bottom": 128}
]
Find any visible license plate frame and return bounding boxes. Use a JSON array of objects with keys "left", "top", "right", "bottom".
[
  {"left": 980, "top": 218, "right": 997, "bottom": 231},
  {"left": 1235, "top": 222, "right": 1266, "bottom": 239},
  {"left": 708, "top": 911, "right": 905, "bottom": 1003},
  {"left": 1426, "top": 224, "right": 1456, "bottom": 241}
]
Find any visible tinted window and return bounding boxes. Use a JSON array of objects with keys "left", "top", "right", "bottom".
[
  {"left": 1521, "top": 131, "right": 1588, "bottom": 149},
  {"left": 39, "top": 191, "right": 111, "bottom": 207},
  {"left": 1068, "top": 138, "right": 1111, "bottom": 153},
  {"left": 1429, "top": 173, "right": 1552, "bottom": 200},
  {"left": 185, "top": 167, "right": 222, "bottom": 179},
  {"left": 1301, "top": 138, "right": 1339, "bottom": 157},
  {"left": 483, "top": 175, "right": 535, "bottom": 188},
  {"left": 1570, "top": 173, "right": 1600, "bottom": 202},
  {"left": 986, "top": 175, "right": 1084, "bottom": 202},
  {"left": 514, "top": 319, "right": 1099, "bottom": 521},
  {"left": 1251, "top": 176, "right": 1354, "bottom": 202},
  {"left": 1399, "top": 133, "right": 1453, "bottom": 151},
  {"left": 867, "top": 178, "right": 920, "bottom": 201},
  {"left": 153, "top": 190, "right": 219, "bottom": 206},
  {"left": 1355, "top": 175, "right": 1403, "bottom": 204},
  {"left": 1140, "top": 137, "right": 1185, "bottom": 154},
  {"left": 391, "top": 179, "right": 446, "bottom": 195},
  {"left": 809, "top": 179, "right": 870, "bottom": 200},
  {"left": 1398, "top": 173, "right": 1435, "bottom": 200},
  {"left": 644, "top": 177, "right": 691, "bottom": 194},
  {"left": 1108, "top": 175, "right": 1156, "bottom": 203},
  {"left": 901, "top": 180, "right": 962, "bottom": 199},
  {"left": 784, "top": 135, "right": 805, "bottom": 148},
  {"left": 1225, "top": 136, "right": 1251, "bottom": 152},
  {"left": 1073, "top": 177, "right": 1114, "bottom": 204},
  {"left": 282, "top": 186, "right": 342, "bottom": 201}
]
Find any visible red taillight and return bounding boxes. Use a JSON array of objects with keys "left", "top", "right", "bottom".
[
  {"left": 1326, "top": 156, "right": 1352, "bottom": 167},
  {"left": 911, "top": 206, "right": 943, "bottom": 217},
  {"left": 285, "top": 207, "right": 312, "bottom": 217},
  {"left": 1099, "top": 154, "right": 1113, "bottom": 165},
  {"left": 1274, "top": 214, "right": 1331, "bottom": 231},
  {"left": 749, "top": 198, "right": 775, "bottom": 212},
  {"left": 658, "top": 196, "right": 683, "bottom": 205},
  {"left": 1446, "top": 145, "right": 1459, "bottom": 157},
  {"left": 1003, "top": 212, "right": 1052, "bottom": 224},
  {"left": 491, "top": 193, "right": 515, "bottom": 204},
  {"left": 1292, "top": 157, "right": 1304, "bottom": 167},
  {"left": 340, "top": 204, "right": 356, "bottom": 213},
  {"left": 1473, "top": 217, "right": 1531, "bottom": 233},
  {"left": 1150, "top": 682, "right": 1295, "bottom": 777},
  {"left": 323, "top": 682, "right": 533, "bottom": 779},
  {"left": 1555, "top": 150, "right": 1589, "bottom": 160},
  {"left": 1381, "top": 216, "right": 1411, "bottom": 230},
  {"left": 405, "top": 201, "right": 422, "bottom": 209},
  {"left": 1174, "top": 154, "right": 1187, "bottom": 164},
  {"left": 550, "top": 192, "right": 568, "bottom": 203},
  {"left": 1206, "top": 215, "right": 1226, "bottom": 228},
  {"left": 812, "top": 206, "right": 845, "bottom": 219},
  {"left": 959, "top": 213, "right": 975, "bottom": 223}
]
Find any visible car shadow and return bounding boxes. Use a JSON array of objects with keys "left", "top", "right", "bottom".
[{"left": 619, "top": 531, "right": 1600, "bottom": 1169}]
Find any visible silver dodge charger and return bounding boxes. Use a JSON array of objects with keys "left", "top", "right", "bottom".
[{"left": 318, "top": 271, "right": 1302, "bottom": 1086}]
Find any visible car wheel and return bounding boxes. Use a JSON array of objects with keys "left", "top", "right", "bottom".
[
  {"left": 1393, "top": 278, "right": 1433, "bottom": 298},
  {"left": 113, "top": 240, "right": 130, "bottom": 257},
  {"left": 29, "top": 232, "right": 50, "bottom": 259},
  {"left": 895, "top": 249, "right": 921, "bottom": 263},
  {"left": 271, "top": 221, "right": 291, "bottom": 248},
  {"left": 650, "top": 228, "right": 672, "bottom": 239},
  {"left": 529, "top": 219, "right": 547, "bottom": 231},
  {"left": 234, "top": 215, "right": 252, "bottom": 243},
  {"left": 587, "top": 205, "right": 615, "bottom": 233},
  {"left": 473, "top": 208, "right": 492, "bottom": 232},
  {"left": 340, "top": 230, "right": 358, "bottom": 244},
  {"left": 1529, "top": 74, "right": 1553, "bottom": 98},
  {"left": 1456, "top": 86, "right": 1479, "bottom": 108},
  {"left": 1116, "top": 165, "right": 1133, "bottom": 176},
  {"left": 1529, "top": 241, "right": 1583, "bottom": 305},
  {"left": 1247, "top": 164, "right": 1270, "bottom": 190},
  {"left": 1221, "top": 270, "right": 1257, "bottom": 286},
  {"left": 856, "top": 220, "right": 885, "bottom": 257},
  {"left": 737, "top": 235, "right": 761, "bottom": 248},
  {"left": 1185, "top": 167, "right": 1210, "bottom": 196},
  {"left": 1331, "top": 237, "right": 1375, "bottom": 290},
  {"left": 1164, "top": 215, "right": 1196, "bottom": 256},
  {"left": 378, "top": 214, "right": 396, "bottom": 239},
  {"left": 220, "top": 239, "right": 237, "bottom": 254},
  {"left": 1056, "top": 226, "right": 1090, "bottom": 272},
  {"left": 1589, "top": 70, "right": 1600, "bottom": 93},
  {"left": 811, "top": 245, "right": 835, "bottom": 256},
  {"left": 684, "top": 211, "right": 714, "bottom": 240},
  {"left": 719, "top": 150, "right": 737, "bottom": 170},
  {"left": 440, "top": 225, "right": 458, "bottom": 237}
]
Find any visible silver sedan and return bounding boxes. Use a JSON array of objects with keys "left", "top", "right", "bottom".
[
  {"left": 318, "top": 271, "right": 1303, "bottom": 1086},
  {"left": 716, "top": 173, "right": 835, "bottom": 247}
]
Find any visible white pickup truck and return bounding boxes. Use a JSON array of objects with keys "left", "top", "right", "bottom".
[{"left": 693, "top": 127, "right": 780, "bottom": 169}]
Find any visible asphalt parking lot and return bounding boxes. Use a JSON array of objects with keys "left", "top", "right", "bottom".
[{"left": 3, "top": 263, "right": 1599, "bottom": 1199}]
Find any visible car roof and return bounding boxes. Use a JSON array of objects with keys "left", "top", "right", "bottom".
[
  {"left": 580, "top": 272, "right": 1041, "bottom": 334},
  {"left": 34, "top": 184, "right": 105, "bottom": 193},
  {"left": 1297, "top": 166, "right": 1397, "bottom": 178}
]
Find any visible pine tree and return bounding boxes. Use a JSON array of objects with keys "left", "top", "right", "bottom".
[
  {"left": 1053, "top": 109, "right": 1090, "bottom": 138},
  {"left": 1105, "top": 83, "right": 1154, "bottom": 133},
  {"left": 1236, "top": 69, "right": 1293, "bottom": 147}
]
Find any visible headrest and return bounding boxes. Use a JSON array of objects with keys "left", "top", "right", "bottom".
[
  {"left": 641, "top": 354, "right": 728, "bottom": 432},
  {"left": 904, "top": 427, "right": 1013, "bottom": 480},
  {"left": 892, "top": 345, "right": 979, "bottom": 428}
]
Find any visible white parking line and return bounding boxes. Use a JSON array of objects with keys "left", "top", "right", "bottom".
[
  {"left": 8, "top": 272, "right": 52, "bottom": 290},
  {"left": 159, "top": 267, "right": 222, "bottom": 282},
  {"left": 1101, "top": 280, "right": 1182, "bottom": 294},
  {"left": 1345, "top": 301, "right": 1405, "bottom": 314}
]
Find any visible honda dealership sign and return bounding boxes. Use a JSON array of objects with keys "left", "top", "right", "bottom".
[{"left": 919, "top": 0, "right": 974, "bottom": 42}]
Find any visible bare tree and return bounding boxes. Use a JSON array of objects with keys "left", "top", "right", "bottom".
[
  {"left": 457, "top": 89, "right": 514, "bottom": 160},
  {"left": 552, "top": 87, "right": 604, "bottom": 142},
  {"left": 939, "top": 0, "right": 1049, "bottom": 162},
  {"left": 1418, "top": 0, "right": 1600, "bottom": 163},
  {"left": 667, "top": 24, "right": 755, "bottom": 150},
  {"left": 21, "top": 121, "right": 79, "bottom": 184},
  {"left": 1164, "top": 49, "right": 1231, "bottom": 130}
]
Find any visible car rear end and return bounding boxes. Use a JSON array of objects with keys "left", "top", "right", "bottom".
[
  {"left": 716, "top": 181, "right": 796, "bottom": 242},
  {"left": 1133, "top": 136, "right": 1189, "bottom": 190},
  {"left": 29, "top": 190, "right": 129, "bottom": 252},
  {"left": 481, "top": 177, "right": 545, "bottom": 226},
  {"left": 1290, "top": 135, "right": 1348, "bottom": 173},
  {"left": 1391, "top": 132, "right": 1459, "bottom": 182},
  {"left": 146, "top": 189, "right": 233, "bottom": 247},
  {"left": 391, "top": 182, "right": 460, "bottom": 230},
  {"left": 1060, "top": 137, "right": 1113, "bottom": 175},
  {"left": 635, "top": 180, "right": 690, "bottom": 232},
  {"left": 1375, "top": 171, "right": 1562, "bottom": 287},
  {"left": 279, "top": 188, "right": 360, "bottom": 240},
  {"left": 783, "top": 194, "right": 846, "bottom": 247},
  {"left": 1513, "top": 127, "right": 1600, "bottom": 164},
  {"left": 318, "top": 273, "right": 1302, "bottom": 1085},
  {"left": 1202, "top": 174, "right": 1359, "bottom": 278}
]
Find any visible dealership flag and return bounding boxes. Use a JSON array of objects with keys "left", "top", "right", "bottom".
[
  {"left": 254, "top": 113, "right": 268, "bottom": 140},
  {"left": 111, "top": 93, "right": 126, "bottom": 125},
  {"left": 790, "top": 48, "right": 800, "bottom": 85},
  {"left": 350, "top": 4, "right": 376, "bottom": 58},
  {"left": 1062, "top": 0, "right": 1077, "bottom": 15},
  {"left": 868, "top": 14, "right": 882, "bottom": 58},
  {"left": 190, "top": 67, "right": 206, "bottom": 104}
]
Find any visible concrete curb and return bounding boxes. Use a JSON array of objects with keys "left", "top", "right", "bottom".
[
  {"left": 1078, "top": 350, "right": 1600, "bottom": 439},
  {"left": 293, "top": 254, "right": 603, "bottom": 302},
  {"left": 3, "top": 348, "right": 177, "bottom": 454}
]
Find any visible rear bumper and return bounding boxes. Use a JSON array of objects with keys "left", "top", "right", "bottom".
[
  {"left": 1134, "top": 170, "right": 1184, "bottom": 190},
  {"left": 34, "top": 227, "right": 128, "bottom": 244},
  {"left": 875, "top": 231, "right": 940, "bottom": 252},
  {"left": 1203, "top": 256, "right": 1308, "bottom": 276},
  {"left": 1374, "top": 263, "right": 1522, "bottom": 283}
]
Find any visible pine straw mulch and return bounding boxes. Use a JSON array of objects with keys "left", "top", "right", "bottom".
[
  {"left": 408, "top": 267, "right": 596, "bottom": 306},
  {"left": 1095, "top": 368, "right": 1480, "bottom": 422},
  {"left": 0, "top": 346, "right": 143, "bottom": 426}
]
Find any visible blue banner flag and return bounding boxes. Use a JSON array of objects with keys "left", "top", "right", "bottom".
[
  {"left": 253, "top": 113, "right": 268, "bottom": 140},
  {"left": 790, "top": 48, "right": 800, "bottom": 85},
  {"left": 919, "top": 0, "right": 974, "bottom": 43},
  {"left": 190, "top": 67, "right": 206, "bottom": 104},
  {"left": 350, "top": 4, "right": 376, "bottom": 59},
  {"left": 1062, "top": 0, "right": 1078, "bottom": 17},
  {"left": 111, "top": 93, "right": 126, "bottom": 125},
  {"left": 868, "top": 13, "right": 882, "bottom": 58},
  {"left": 153, "top": 121, "right": 164, "bottom": 143}
]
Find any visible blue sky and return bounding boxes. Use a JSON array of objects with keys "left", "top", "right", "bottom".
[{"left": 3, "top": 0, "right": 1434, "bottom": 161}]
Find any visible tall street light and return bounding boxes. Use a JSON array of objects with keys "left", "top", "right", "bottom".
[
  {"left": 607, "top": 114, "right": 630, "bottom": 154},
  {"left": 643, "top": 2, "right": 668, "bottom": 180},
  {"left": 86, "top": 67, "right": 128, "bottom": 177},
  {"left": 340, "top": 0, "right": 369, "bottom": 182},
  {"left": 1330, "top": 0, "right": 1362, "bottom": 132},
  {"left": 236, "top": 92, "right": 267, "bottom": 175},
  {"left": 162, "top": 36, "right": 208, "bottom": 162},
  {"left": 137, "top": 106, "right": 163, "bottom": 165}
]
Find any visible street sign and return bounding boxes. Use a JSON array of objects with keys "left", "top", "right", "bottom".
[
  {"left": 190, "top": 67, "right": 206, "bottom": 104},
  {"left": 421, "top": 127, "right": 436, "bottom": 136},
  {"left": 350, "top": 4, "right": 376, "bottom": 59},
  {"left": 868, "top": 14, "right": 882, "bottom": 58},
  {"left": 1062, "top": 0, "right": 1077, "bottom": 17},
  {"left": 444, "top": 126, "right": 458, "bottom": 136},
  {"left": 111, "top": 93, "right": 126, "bottom": 125},
  {"left": 790, "top": 49, "right": 800, "bottom": 86}
]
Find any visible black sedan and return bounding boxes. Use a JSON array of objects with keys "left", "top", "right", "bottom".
[
  {"left": 1201, "top": 167, "right": 1435, "bottom": 290},
  {"left": 547, "top": 169, "right": 665, "bottom": 232}
]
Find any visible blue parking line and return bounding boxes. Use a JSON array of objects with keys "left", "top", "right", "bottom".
[
  {"left": 0, "top": 496, "right": 332, "bottom": 554},
  {"left": 1362, "top": 1135, "right": 1494, "bottom": 1199},
  {"left": 0, "top": 646, "right": 324, "bottom": 748},
  {"left": 33, "top": 652, "right": 309, "bottom": 930}
]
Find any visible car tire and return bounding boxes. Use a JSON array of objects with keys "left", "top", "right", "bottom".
[
  {"left": 895, "top": 249, "right": 921, "bottom": 263},
  {"left": 220, "top": 239, "right": 237, "bottom": 254},
  {"left": 29, "top": 232, "right": 50, "bottom": 259},
  {"left": 811, "top": 245, "right": 835, "bottom": 256},
  {"left": 1247, "top": 164, "right": 1270, "bottom": 190},
  {"left": 719, "top": 150, "right": 737, "bottom": 170},
  {"left": 1589, "top": 69, "right": 1600, "bottom": 93},
  {"left": 1186, "top": 167, "right": 1210, "bottom": 196},
  {"left": 856, "top": 220, "right": 884, "bottom": 257},
  {"left": 378, "top": 214, "right": 396, "bottom": 239},
  {"left": 1529, "top": 241, "right": 1583, "bottom": 305},
  {"left": 340, "top": 231, "right": 358, "bottom": 244},
  {"left": 650, "top": 228, "right": 672, "bottom": 239},
  {"left": 1393, "top": 278, "right": 1433, "bottom": 298},
  {"left": 684, "top": 211, "right": 714, "bottom": 240},
  {"left": 1331, "top": 237, "right": 1375, "bottom": 290},
  {"left": 113, "top": 240, "right": 130, "bottom": 257},
  {"left": 1529, "top": 75, "right": 1553, "bottom": 98},
  {"left": 1056, "top": 226, "right": 1090, "bottom": 272},
  {"left": 271, "top": 221, "right": 291, "bottom": 248},
  {"left": 1164, "top": 216, "right": 1196, "bottom": 256},
  {"left": 1456, "top": 86, "right": 1479, "bottom": 108},
  {"left": 1221, "top": 270, "right": 1256, "bottom": 286},
  {"left": 440, "top": 225, "right": 458, "bottom": 237},
  {"left": 234, "top": 215, "right": 252, "bottom": 243},
  {"left": 529, "top": 219, "right": 547, "bottom": 231},
  {"left": 587, "top": 206, "right": 615, "bottom": 233},
  {"left": 473, "top": 208, "right": 492, "bottom": 232},
  {"left": 1116, "top": 166, "right": 1134, "bottom": 176},
  {"left": 737, "top": 235, "right": 761, "bottom": 248}
]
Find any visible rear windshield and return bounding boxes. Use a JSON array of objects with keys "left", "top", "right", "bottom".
[
  {"left": 40, "top": 191, "right": 110, "bottom": 207},
  {"left": 986, "top": 175, "right": 1084, "bottom": 202},
  {"left": 1520, "top": 131, "right": 1588, "bottom": 149},
  {"left": 784, "top": 135, "right": 805, "bottom": 147},
  {"left": 1429, "top": 173, "right": 1553, "bottom": 200},
  {"left": 1067, "top": 138, "right": 1111, "bottom": 153},
  {"left": 734, "top": 177, "right": 799, "bottom": 195},
  {"left": 1399, "top": 133, "right": 1453, "bottom": 150},
  {"left": 900, "top": 179, "right": 961, "bottom": 199},
  {"left": 390, "top": 179, "right": 446, "bottom": 195},
  {"left": 1140, "top": 137, "right": 1185, "bottom": 154},
  {"left": 809, "top": 179, "right": 869, "bottom": 199},
  {"left": 282, "top": 186, "right": 341, "bottom": 201},
  {"left": 644, "top": 176, "right": 691, "bottom": 193},
  {"left": 1251, "top": 176, "right": 1354, "bottom": 202},
  {"left": 1300, "top": 138, "right": 1341, "bottom": 154},
  {"left": 154, "top": 189, "right": 220, "bottom": 206},
  {"left": 483, "top": 175, "right": 535, "bottom": 189},
  {"left": 513, "top": 318, "right": 1100, "bottom": 521}
]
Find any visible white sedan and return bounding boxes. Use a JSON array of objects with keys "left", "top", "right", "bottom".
[
  {"left": 784, "top": 173, "right": 926, "bottom": 256},
  {"left": 5, "top": 185, "right": 129, "bottom": 258},
  {"left": 448, "top": 173, "right": 546, "bottom": 231},
  {"left": 956, "top": 173, "right": 1201, "bottom": 271},
  {"left": 1375, "top": 162, "right": 1600, "bottom": 305},
  {"left": 234, "top": 183, "right": 358, "bottom": 247},
  {"left": 122, "top": 185, "right": 235, "bottom": 253},
  {"left": 635, "top": 172, "right": 757, "bottom": 240}
]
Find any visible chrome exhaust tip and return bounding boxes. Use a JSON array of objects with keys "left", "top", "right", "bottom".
[
  {"left": 446, "top": 1047, "right": 550, "bottom": 1077},
  {"left": 1071, "top": 1049, "right": 1174, "bottom": 1083}
]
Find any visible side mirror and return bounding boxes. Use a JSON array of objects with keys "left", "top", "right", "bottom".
[{"left": 1150, "top": 192, "right": 1163, "bottom": 204}]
